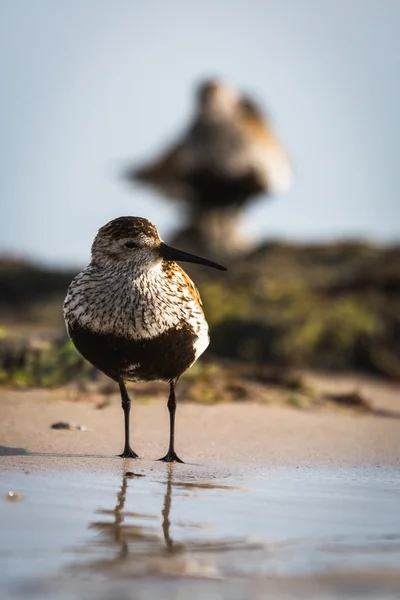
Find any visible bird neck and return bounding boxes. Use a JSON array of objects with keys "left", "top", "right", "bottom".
[{"left": 91, "top": 257, "right": 164, "bottom": 284}]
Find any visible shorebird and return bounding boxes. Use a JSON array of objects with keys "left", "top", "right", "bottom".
[
  {"left": 63, "top": 217, "right": 226, "bottom": 462},
  {"left": 125, "top": 79, "right": 292, "bottom": 255}
]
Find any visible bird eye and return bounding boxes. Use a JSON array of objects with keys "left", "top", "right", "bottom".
[{"left": 124, "top": 242, "right": 137, "bottom": 249}]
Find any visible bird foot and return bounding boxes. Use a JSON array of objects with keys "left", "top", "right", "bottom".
[
  {"left": 118, "top": 447, "right": 139, "bottom": 458},
  {"left": 157, "top": 450, "right": 184, "bottom": 463}
]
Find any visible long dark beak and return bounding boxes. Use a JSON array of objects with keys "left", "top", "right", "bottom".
[{"left": 159, "top": 243, "right": 227, "bottom": 271}]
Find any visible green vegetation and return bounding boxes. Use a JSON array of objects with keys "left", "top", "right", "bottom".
[
  {"left": 0, "top": 337, "right": 90, "bottom": 388},
  {"left": 200, "top": 241, "right": 400, "bottom": 378}
]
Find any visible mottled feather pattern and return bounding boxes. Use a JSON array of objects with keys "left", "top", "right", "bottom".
[
  {"left": 98, "top": 216, "right": 159, "bottom": 241},
  {"left": 64, "top": 259, "right": 208, "bottom": 346},
  {"left": 63, "top": 216, "right": 226, "bottom": 460},
  {"left": 162, "top": 261, "right": 204, "bottom": 313},
  {"left": 63, "top": 216, "right": 223, "bottom": 387}
]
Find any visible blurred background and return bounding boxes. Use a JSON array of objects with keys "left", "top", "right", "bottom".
[{"left": 1, "top": 0, "right": 400, "bottom": 398}]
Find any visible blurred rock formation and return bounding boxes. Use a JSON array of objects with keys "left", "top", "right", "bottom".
[{"left": 124, "top": 79, "right": 293, "bottom": 257}]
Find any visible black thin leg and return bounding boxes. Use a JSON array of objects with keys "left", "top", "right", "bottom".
[
  {"left": 157, "top": 380, "right": 184, "bottom": 463},
  {"left": 118, "top": 381, "right": 138, "bottom": 458}
]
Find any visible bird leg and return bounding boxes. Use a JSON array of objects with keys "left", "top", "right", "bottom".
[
  {"left": 158, "top": 380, "right": 184, "bottom": 463},
  {"left": 118, "top": 381, "right": 138, "bottom": 458}
]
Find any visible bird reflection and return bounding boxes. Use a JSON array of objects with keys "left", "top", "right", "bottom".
[
  {"left": 162, "top": 465, "right": 174, "bottom": 551},
  {"left": 108, "top": 467, "right": 129, "bottom": 559},
  {"left": 90, "top": 465, "right": 178, "bottom": 562},
  {"left": 87, "top": 465, "right": 261, "bottom": 576}
]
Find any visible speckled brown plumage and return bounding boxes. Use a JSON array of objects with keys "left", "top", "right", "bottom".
[
  {"left": 63, "top": 216, "right": 226, "bottom": 462},
  {"left": 98, "top": 216, "right": 159, "bottom": 241}
]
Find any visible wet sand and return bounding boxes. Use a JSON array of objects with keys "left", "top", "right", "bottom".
[{"left": 1, "top": 383, "right": 400, "bottom": 599}]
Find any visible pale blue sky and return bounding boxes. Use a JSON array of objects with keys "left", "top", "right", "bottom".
[{"left": 1, "top": 0, "right": 399, "bottom": 266}]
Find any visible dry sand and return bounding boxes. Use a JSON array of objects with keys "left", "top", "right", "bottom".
[{"left": 1, "top": 371, "right": 399, "bottom": 470}]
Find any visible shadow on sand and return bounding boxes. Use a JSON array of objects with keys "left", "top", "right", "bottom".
[{"left": 0, "top": 445, "right": 30, "bottom": 456}]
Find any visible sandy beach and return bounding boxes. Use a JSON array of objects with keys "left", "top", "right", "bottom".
[
  {"left": 1, "top": 377, "right": 400, "bottom": 600},
  {"left": 1, "top": 372, "right": 400, "bottom": 469}
]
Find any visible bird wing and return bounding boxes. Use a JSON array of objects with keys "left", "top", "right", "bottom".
[{"left": 178, "top": 265, "right": 205, "bottom": 313}]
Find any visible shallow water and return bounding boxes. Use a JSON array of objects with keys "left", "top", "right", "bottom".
[{"left": 1, "top": 464, "right": 400, "bottom": 599}]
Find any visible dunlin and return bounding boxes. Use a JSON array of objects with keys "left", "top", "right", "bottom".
[
  {"left": 63, "top": 217, "right": 226, "bottom": 462},
  {"left": 130, "top": 80, "right": 292, "bottom": 205},
  {"left": 126, "top": 80, "right": 292, "bottom": 255}
]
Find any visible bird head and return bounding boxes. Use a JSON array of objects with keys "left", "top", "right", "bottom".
[
  {"left": 91, "top": 217, "right": 227, "bottom": 272},
  {"left": 196, "top": 79, "right": 240, "bottom": 120}
]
